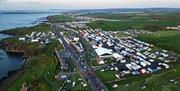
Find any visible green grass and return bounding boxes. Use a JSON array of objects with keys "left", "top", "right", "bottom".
[
  {"left": 1, "top": 23, "right": 65, "bottom": 90},
  {"left": 87, "top": 13, "right": 180, "bottom": 31},
  {"left": 104, "top": 58, "right": 113, "bottom": 65},
  {"left": 5, "top": 38, "right": 64, "bottom": 91},
  {"left": 85, "top": 13, "right": 180, "bottom": 21},
  {"left": 96, "top": 70, "right": 117, "bottom": 82},
  {"left": 92, "top": 59, "right": 99, "bottom": 66},
  {"left": 0, "top": 24, "right": 51, "bottom": 36},
  {"left": 47, "top": 15, "right": 74, "bottom": 23},
  {"left": 88, "top": 20, "right": 180, "bottom": 31},
  {"left": 106, "top": 64, "right": 180, "bottom": 91},
  {"left": 7, "top": 53, "right": 63, "bottom": 91},
  {"left": 115, "top": 31, "right": 131, "bottom": 38},
  {"left": 63, "top": 73, "right": 91, "bottom": 91},
  {"left": 1, "top": 37, "right": 64, "bottom": 57},
  {"left": 1, "top": 37, "right": 44, "bottom": 56},
  {"left": 137, "top": 31, "right": 180, "bottom": 54}
]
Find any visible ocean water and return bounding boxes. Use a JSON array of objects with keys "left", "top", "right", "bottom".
[
  {"left": 0, "top": 13, "right": 58, "bottom": 80},
  {"left": 0, "top": 13, "right": 57, "bottom": 31},
  {"left": 0, "top": 49, "right": 24, "bottom": 80}
]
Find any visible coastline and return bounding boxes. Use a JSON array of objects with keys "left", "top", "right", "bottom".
[
  {"left": 0, "top": 32, "right": 27, "bottom": 91},
  {"left": 0, "top": 14, "right": 56, "bottom": 91},
  {"left": 0, "top": 12, "right": 59, "bottom": 31},
  {"left": 0, "top": 23, "right": 42, "bottom": 91},
  {"left": 0, "top": 58, "right": 28, "bottom": 91}
]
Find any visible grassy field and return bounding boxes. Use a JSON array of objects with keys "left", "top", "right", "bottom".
[
  {"left": 106, "top": 64, "right": 180, "bottom": 91},
  {"left": 1, "top": 37, "right": 44, "bottom": 56},
  {"left": 62, "top": 73, "right": 92, "bottom": 91},
  {"left": 0, "top": 23, "right": 65, "bottom": 91},
  {"left": 88, "top": 20, "right": 180, "bottom": 31},
  {"left": 6, "top": 40, "right": 64, "bottom": 91},
  {"left": 47, "top": 15, "right": 74, "bottom": 23},
  {"left": 96, "top": 70, "right": 117, "bottom": 82},
  {"left": 0, "top": 24, "right": 51, "bottom": 36},
  {"left": 7, "top": 54, "right": 61, "bottom": 91},
  {"left": 87, "top": 13, "right": 180, "bottom": 31},
  {"left": 85, "top": 13, "right": 180, "bottom": 21},
  {"left": 137, "top": 30, "right": 180, "bottom": 54}
]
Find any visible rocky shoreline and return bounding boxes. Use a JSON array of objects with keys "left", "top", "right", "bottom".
[
  {"left": 0, "top": 58, "right": 28, "bottom": 91},
  {"left": 0, "top": 23, "right": 44, "bottom": 91}
]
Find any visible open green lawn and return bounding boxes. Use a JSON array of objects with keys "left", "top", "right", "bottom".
[
  {"left": 88, "top": 20, "right": 180, "bottom": 31},
  {"left": 85, "top": 13, "right": 180, "bottom": 21},
  {"left": 87, "top": 13, "right": 180, "bottom": 31},
  {"left": 137, "top": 31, "right": 180, "bottom": 54},
  {"left": 96, "top": 70, "right": 117, "bottom": 82}
]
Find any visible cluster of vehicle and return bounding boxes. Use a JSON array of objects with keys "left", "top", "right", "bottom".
[
  {"left": 79, "top": 28, "right": 177, "bottom": 77},
  {"left": 19, "top": 31, "right": 55, "bottom": 44}
]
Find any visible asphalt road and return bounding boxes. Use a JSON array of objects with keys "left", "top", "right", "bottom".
[{"left": 52, "top": 24, "right": 109, "bottom": 91}]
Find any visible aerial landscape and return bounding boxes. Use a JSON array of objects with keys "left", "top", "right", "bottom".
[{"left": 0, "top": 0, "right": 180, "bottom": 91}]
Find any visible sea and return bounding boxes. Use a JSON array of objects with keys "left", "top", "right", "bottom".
[
  {"left": 0, "top": 13, "right": 58, "bottom": 80},
  {"left": 0, "top": 13, "right": 58, "bottom": 31}
]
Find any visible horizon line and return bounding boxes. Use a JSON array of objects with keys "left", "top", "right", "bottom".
[{"left": 1, "top": 7, "right": 180, "bottom": 11}]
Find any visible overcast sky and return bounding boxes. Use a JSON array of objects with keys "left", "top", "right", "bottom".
[{"left": 1, "top": 0, "right": 180, "bottom": 10}]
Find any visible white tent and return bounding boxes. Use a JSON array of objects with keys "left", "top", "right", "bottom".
[{"left": 95, "top": 47, "right": 113, "bottom": 56}]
